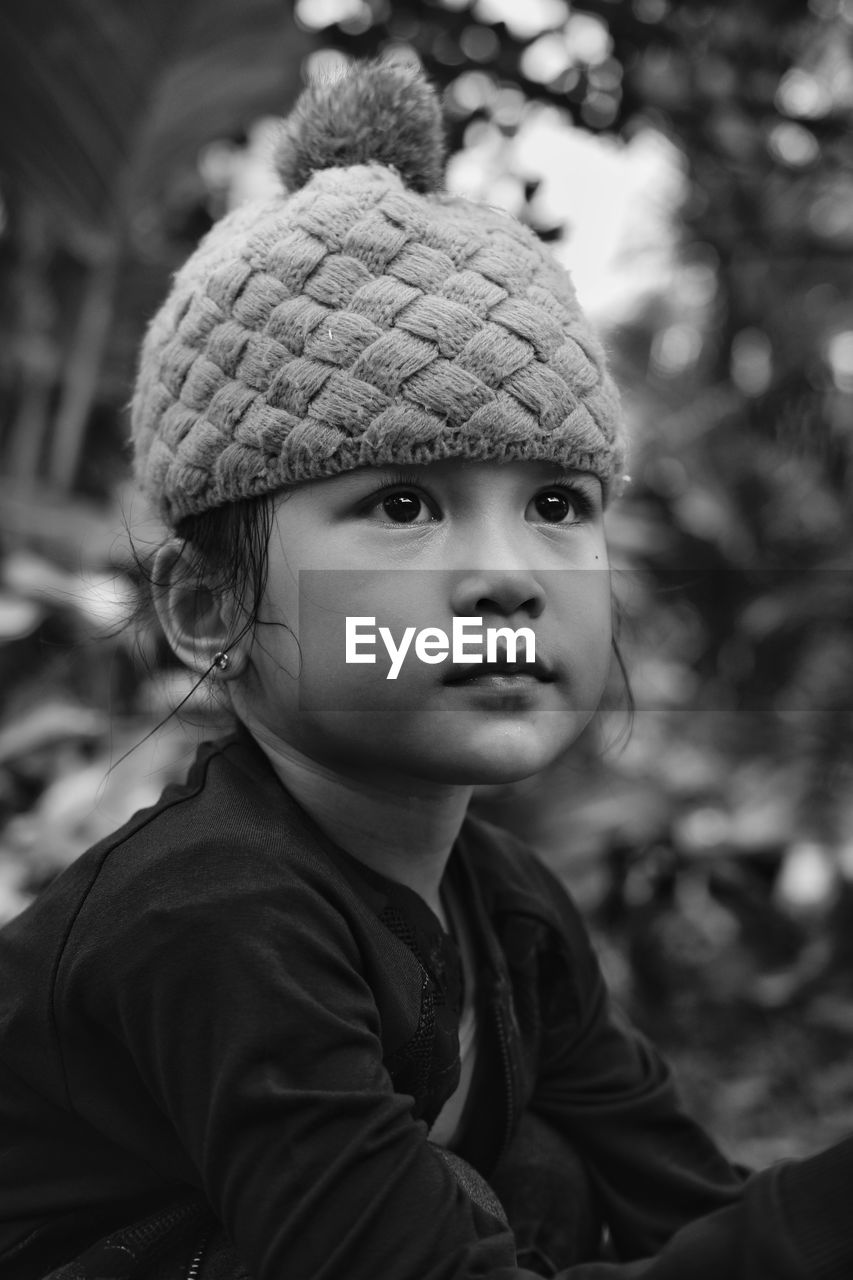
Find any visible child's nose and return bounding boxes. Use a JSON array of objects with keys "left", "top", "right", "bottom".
[{"left": 449, "top": 568, "right": 545, "bottom": 620}]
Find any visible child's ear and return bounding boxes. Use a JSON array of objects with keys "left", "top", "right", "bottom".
[{"left": 151, "top": 540, "right": 250, "bottom": 680}]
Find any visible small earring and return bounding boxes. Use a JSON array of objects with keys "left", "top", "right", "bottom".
[{"left": 212, "top": 650, "right": 230, "bottom": 672}]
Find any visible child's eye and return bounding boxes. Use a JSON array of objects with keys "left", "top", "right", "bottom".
[
  {"left": 371, "top": 489, "right": 437, "bottom": 525},
  {"left": 529, "top": 486, "right": 592, "bottom": 524},
  {"left": 383, "top": 492, "right": 424, "bottom": 523}
]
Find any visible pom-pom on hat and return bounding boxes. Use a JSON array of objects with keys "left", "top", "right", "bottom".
[{"left": 132, "top": 60, "right": 626, "bottom": 529}]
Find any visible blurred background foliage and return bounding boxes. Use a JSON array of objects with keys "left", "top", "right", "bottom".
[{"left": 1, "top": 0, "right": 852, "bottom": 1164}]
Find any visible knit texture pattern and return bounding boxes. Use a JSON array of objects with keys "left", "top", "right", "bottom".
[{"left": 132, "top": 90, "right": 625, "bottom": 528}]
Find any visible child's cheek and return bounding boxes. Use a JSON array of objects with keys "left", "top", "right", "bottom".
[{"left": 554, "top": 568, "right": 613, "bottom": 709}]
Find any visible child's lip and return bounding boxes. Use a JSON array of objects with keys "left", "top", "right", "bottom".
[{"left": 443, "top": 658, "right": 556, "bottom": 684}]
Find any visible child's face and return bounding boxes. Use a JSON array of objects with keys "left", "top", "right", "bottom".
[{"left": 235, "top": 459, "right": 612, "bottom": 786}]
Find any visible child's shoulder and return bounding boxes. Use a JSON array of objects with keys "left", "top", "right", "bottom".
[
  {"left": 7, "top": 732, "right": 356, "bottom": 955},
  {"left": 76, "top": 733, "right": 318, "bottom": 895}
]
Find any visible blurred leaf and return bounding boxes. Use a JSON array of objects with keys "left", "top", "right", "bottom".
[
  {"left": 0, "top": 594, "right": 44, "bottom": 643},
  {"left": 774, "top": 841, "right": 840, "bottom": 914},
  {"left": 2, "top": 549, "right": 135, "bottom": 632},
  {"left": 0, "top": 480, "right": 141, "bottom": 571},
  {"left": 0, "top": 701, "right": 106, "bottom": 767},
  {"left": 0, "top": 0, "right": 311, "bottom": 253},
  {"left": 0, "top": 719, "right": 203, "bottom": 887},
  {"left": 0, "top": 861, "right": 31, "bottom": 927}
]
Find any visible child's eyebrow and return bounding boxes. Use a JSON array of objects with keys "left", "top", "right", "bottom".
[
  {"left": 545, "top": 467, "right": 599, "bottom": 486},
  {"left": 350, "top": 466, "right": 423, "bottom": 486}
]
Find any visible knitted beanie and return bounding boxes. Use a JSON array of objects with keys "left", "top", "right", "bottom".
[{"left": 132, "top": 60, "right": 626, "bottom": 529}]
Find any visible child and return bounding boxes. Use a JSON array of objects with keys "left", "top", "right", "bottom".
[{"left": 0, "top": 60, "right": 850, "bottom": 1280}]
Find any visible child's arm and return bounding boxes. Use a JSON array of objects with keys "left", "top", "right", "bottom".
[
  {"left": 518, "top": 865, "right": 853, "bottom": 1277},
  {"left": 515, "top": 858, "right": 746, "bottom": 1257},
  {"left": 556, "top": 1133, "right": 853, "bottom": 1279}
]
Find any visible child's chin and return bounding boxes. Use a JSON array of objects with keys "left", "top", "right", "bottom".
[
  {"left": 463, "top": 756, "right": 560, "bottom": 786},
  {"left": 419, "top": 738, "right": 569, "bottom": 787},
  {"left": 456, "top": 718, "right": 586, "bottom": 784}
]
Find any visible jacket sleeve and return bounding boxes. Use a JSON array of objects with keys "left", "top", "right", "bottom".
[
  {"left": 59, "top": 865, "right": 526, "bottom": 1280},
  {"left": 557, "top": 1134, "right": 853, "bottom": 1280},
  {"left": 526, "top": 868, "right": 746, "bottom": 1261}
]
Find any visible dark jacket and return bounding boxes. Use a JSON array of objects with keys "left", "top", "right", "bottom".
[{"left": 0, "top": 732, "right": 844, "bottom": 1280}]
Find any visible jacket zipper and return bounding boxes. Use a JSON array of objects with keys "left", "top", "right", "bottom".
[
  {"left": 186, "top": 1228, "right": 211, "bottom": 1280},
  {"left": 491, "top": 979, "right": 517, "bottom": 1163},
  {"left": 452, "top": 844, "right": 526, "bottom": 1167}
]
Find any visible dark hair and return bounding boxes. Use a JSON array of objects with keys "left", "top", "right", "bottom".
[
  {"left": 597, "top": 587, "right": 635, "bottom": 755},
  {"left": 607, "top": 633, "right": 635, "bottom": 746},
  {"left": 168, "top": 496, "right": 277, "bottom": 661}
]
